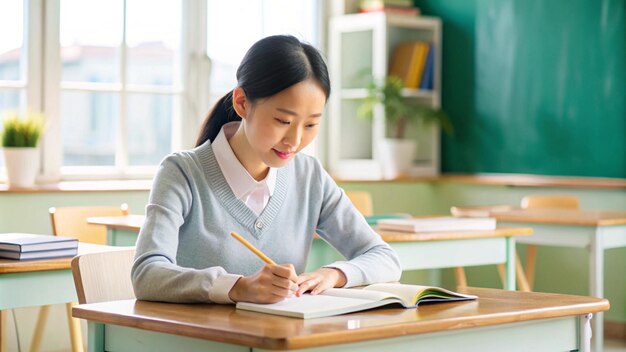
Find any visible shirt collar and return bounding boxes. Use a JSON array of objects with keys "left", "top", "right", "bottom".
[{"left": 212, "top": 121, "right": 276, "bottom": 199}]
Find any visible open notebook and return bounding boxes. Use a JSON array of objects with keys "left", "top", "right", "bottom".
[{"left": 236, "top": 283, "right": 477, "bottom": 319}]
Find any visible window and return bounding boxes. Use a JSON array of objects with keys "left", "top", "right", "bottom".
[
  {"left": 2, "top": 0, "right": 322, "bottom": 181},
  {"left": 54, "top": 0, "right": 182, "bottom": 176},
  {"left": 0, "top": 0, "right": 27, "bottom": 172},
  {"left": 206, "top": 0, "right": 321, "bottom": 155}
]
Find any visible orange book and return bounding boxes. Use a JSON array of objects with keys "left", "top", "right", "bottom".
[
  {"left": 388, "top": 42, "right": 418, "bottom": 87},
  {"left": 388, "top": 41, "right": 427, "bottom": 88}
]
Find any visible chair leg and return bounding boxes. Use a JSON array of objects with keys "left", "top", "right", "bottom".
[
  {"left": 66, "top": 303, "right": 84, "bottom": 352},
  {"left": 0, "top": 310, "right": 7, "bottom": 352},
  {"left": 497, "top": 255, "right": 531, "bottom": 291},
  {"left": 454, "top": 267, "right": 468, "bottom": 288},
  {"left": 515, "top": 256, "right": 531, "bottom": 292},
  {"left": 525, "top": 245, "right": 538, "bottom": 290},
  {"left": 30, "top": 305, "right": 50, "bottom": 352}
]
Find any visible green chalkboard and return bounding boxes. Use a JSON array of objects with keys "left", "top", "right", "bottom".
[{"left": 415, "top": 0, "right": 626, "bottom": 178}]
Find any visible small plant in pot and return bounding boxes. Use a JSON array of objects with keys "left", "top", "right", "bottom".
[
  {"left": 1, "top": 110, "right": 44, "bottom": 188},
  {"left": 358, "top": 76, "right": 453, "bottom": 179}
]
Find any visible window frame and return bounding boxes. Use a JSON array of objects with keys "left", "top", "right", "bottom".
[
  {"left": 8, "top": 0, "right": 326, "bottom": 183},
  {"left": 0, "top": 0, "right": 44, "bottom": 182}
]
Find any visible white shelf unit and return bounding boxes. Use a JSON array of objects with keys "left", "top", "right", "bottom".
[{"left": 328, "top": 13, "right": 442, "bottom": 180}]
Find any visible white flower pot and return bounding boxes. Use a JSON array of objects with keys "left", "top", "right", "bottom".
[
  {"left": 3, "top": 147, "right": 40, "bottom": 188},
  {"left": 378, "top": 139, "right": 417, "bottom": 180}
]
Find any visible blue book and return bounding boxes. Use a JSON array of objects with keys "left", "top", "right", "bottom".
[
  {"left": 419, "top": 43, "right": 434, "bottom": 90},
  {"left": 0, "top": 247, "right": 78, "bottom": 260},
  {"left": 0, "top": 233, "right": 78, "bottom": 252}
]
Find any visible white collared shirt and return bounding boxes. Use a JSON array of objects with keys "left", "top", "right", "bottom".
[{"left": 212, "top": 122, "right": 276, "bottom": 216}]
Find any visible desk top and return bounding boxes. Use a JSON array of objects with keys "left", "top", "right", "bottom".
[
  {"left": 88, "top": 214, "right": 146, "bottom": 231},
  {"left": 88, "top": 215, "right": 532, "bottom": 242},
  {"left": 492, "top": 209, "right": 626, "bottom": 226},
  {"left": 453, "top": 207, "right": 626, "bottom": 226},
  {"left": 73, "top": 287, "right": 609, "bottom": 350},
  {"left": 0, "top": 242, "right": 130, "bottom": 274}
]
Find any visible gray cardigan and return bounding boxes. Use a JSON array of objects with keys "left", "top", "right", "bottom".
[{"left": 131, "top": 141, "right": 401, "bottom": 303}]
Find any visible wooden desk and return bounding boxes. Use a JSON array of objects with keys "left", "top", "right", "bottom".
[
  {"left": 453, "top": 207, "right": 626, "bottom": 352},
  {"left": 0, "top": 242, "right": 129, "bottom": 351},
  {"left": 73, "top": 287, "right": 608, "bottom": 352},
  {"left": 89, "top": 215, "right": 532, "bottom": 291}
]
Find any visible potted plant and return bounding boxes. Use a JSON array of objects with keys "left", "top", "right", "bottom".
[
  {"left": 1, "top": 111, "right": 44, "bottom": 188},
  {"left": 358, "top": 76, "right": 453, "bottom": 179}
]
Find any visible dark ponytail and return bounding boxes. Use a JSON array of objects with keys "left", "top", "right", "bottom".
[
  {"left": 195, "top": 91, "right": 240, "bottom": 146},
  {"left": 196, "top": 35, "right": 331, "bottom": 146}
]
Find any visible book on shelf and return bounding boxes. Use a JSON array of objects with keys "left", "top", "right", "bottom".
[
  {"left": 419, "top": 43, "right": 434, "bottom": 90},
  {"left": 0, "top": 233, "right": 78, "bottom": 260},
  {"left": 388, "top": 41, "right": 429, "bottom": 88},
  {"left": 410, "top": 42, "right": 430, "bottom": 89},
  {"left": 389, "top": 41, "right": 430, "bottom": 88},
  {"left": 359, "top": 0, "right": 419, "bottom": 15},
  {"left": 236, "top": 283, "right": 477, "bottom": 319},
  {"left": 0, "top": 247, "right": 78, "bottom": 260},
  {"left": 377, "top": 216, "right": 497, "bottom": 233}
]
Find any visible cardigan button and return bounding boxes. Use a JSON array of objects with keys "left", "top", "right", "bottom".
[{"left": 255, "top": 221, "right": 264, "bottom": 229}]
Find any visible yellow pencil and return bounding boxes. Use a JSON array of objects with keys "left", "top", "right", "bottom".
[{"left": 230, "top": 231, "right": 276, "bottom": 265}]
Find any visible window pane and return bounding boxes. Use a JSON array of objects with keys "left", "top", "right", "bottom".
[
  {"left": 127, "top": 93, "right": 173, "bottom": 166},
  {"left": 206, "top": 0, "right": 320, "bottom": 94},
  {"left": 263, "top": 0, "right": 319, "bottom": 43},
  {"left": 60, "top": 0, "right": 123, "bottom": 83},
  {"left": 207, "top": 0, "right": 263, "bottom": 92},
  {"left": 0, "top": 90, "right": 24, "bottom": 112},
  {"left": 126, "top": 0, "right": 181, "bottom": 86},
  {"left": 61, "top": 91, "right": 118, "bottom": 166},
  {"left": 0, "top": 0, "right": 24, "bottom": 81}
]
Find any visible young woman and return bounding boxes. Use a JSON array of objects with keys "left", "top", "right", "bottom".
[{"left": 132, "top": 35, "right": 401, "bottom": 304}]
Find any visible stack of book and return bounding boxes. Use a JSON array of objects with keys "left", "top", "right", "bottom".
[
  {"left": 377, "top": 216, "right": 497, "bottom": 233},
  {"left": 388, "top": 41, "right": 434, "bottom": 90},
  {"left": 0, "top": 233, "right": 79, "bottom": 260},
  {"left": 360, "top": 0, "right": 421, "bottom": 16}
]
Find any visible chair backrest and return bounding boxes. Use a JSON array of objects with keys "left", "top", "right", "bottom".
[
  {"left": 49, "top": 204, "right": 129, "bottom": 244},
  {"left": 71, "top": 248, "right": 136, "bottom": 304},
  {"left": 520, "top": 195, "right": 580, "bottom": 209},
  {"left": 345, "top": 191, "right": 374, "bottom": 216}
]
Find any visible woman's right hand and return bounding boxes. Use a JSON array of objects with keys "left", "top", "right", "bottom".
[{"left": 228, "top": 264, "right": 299, "bottom": 303}]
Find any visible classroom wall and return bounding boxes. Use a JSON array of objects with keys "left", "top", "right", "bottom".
[
  {"left": 413, "top": 0, "right": 626, "bottom": 178},
  {"left": 1, "top": 181, "right": 625, "bottom": 351}
]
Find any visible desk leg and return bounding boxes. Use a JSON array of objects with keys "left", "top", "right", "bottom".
[
  {"left": 0, "top": 310, "right": 7, "bottom": 352},
  {"left": 87, "top": 322, "right": 104, "bottom": 352},
  {"left": 590, "top": 229, "right": 604, "bottom": 352},
  {"left": 580, "top": 313, "right": 593, "bottom": 352},
  {"left": 106, "top": 228, "right": 115, "bottom": 247},
  {"left": 505, "top": 237, "right": 516, "bottom": 290}
]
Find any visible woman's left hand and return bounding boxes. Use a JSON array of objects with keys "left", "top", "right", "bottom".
[{"left": 296, "top": 268, "right": 347, "bottom": 296}]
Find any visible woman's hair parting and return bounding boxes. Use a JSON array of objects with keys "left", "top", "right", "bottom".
[{"left": 195, "top": 35, "right": 331, "bottom": 146}]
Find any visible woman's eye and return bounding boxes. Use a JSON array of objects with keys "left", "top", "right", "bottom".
[
  {"left": 275, "top": 118, "right": 290, "bottom": 125},
  {"left": 306, "top": 124, "right": 319, "bottom": 128}
]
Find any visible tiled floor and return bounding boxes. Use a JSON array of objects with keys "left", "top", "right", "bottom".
[{"left": 606, "top": 337, "right": 626, "bottom": 352}]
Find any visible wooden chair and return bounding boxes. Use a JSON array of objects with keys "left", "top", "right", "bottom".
[
  {"left": 31, "top": 204, "right": 129, "bottom": 352},
  {"left": 451, "top": 205, "right": 531, "bottom": 292},
  {"left": 49, "top": 204, "right": 129, "bottom": 244},
  {"left": 520, "top": 195, "right": 580, "bottom": 290},
  {"left": 71, "top": 248, "right": 136, "bottom": 304},
  {"left": 345, "top": 191, "right": 374, "bottom": 216}
]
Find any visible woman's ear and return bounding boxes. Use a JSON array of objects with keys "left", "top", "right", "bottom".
[{"left": 232, "top": 87, "right": 248, "bottom": 119}]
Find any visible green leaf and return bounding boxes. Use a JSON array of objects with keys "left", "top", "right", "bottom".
[
  {"left": 1, "top": 110, "right": 45, "bottom": 148},
  {"left": 357, "top": 76, "right": 454, "bottom": 138}
]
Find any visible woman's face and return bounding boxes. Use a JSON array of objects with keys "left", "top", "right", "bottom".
[{"left": 235, "top": 79, "right": 326, "bottom": 170}]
